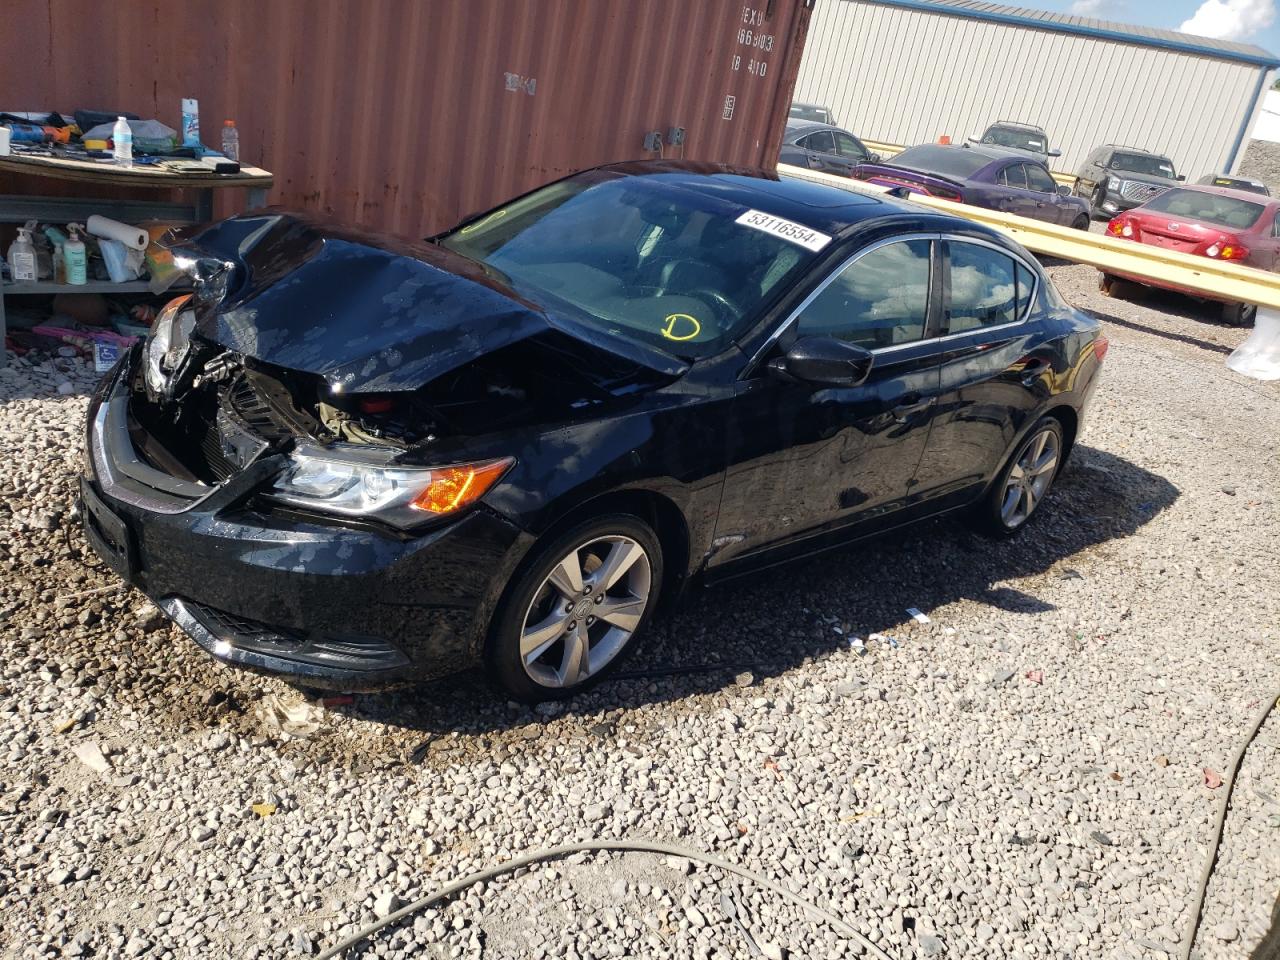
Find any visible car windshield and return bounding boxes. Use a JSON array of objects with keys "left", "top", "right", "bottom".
[
  {"left": 439, "top": 172, "right": 822, "bottom": 357},
  {"left": 1141, "top": 188, "right": 1265, "bottom": 229},
  {"left": 790, "top": 104, "right": 832, "bottom": 123},
  {"left": 1111, "top": 152, "right": 1176, "bottom": 178},
  {"left": 983, "top": 127, "right": 1047, "bottom": 153},
  {"left": 890, "top": 145, "right": 990, "bottom": 179},
  {"left": 1201, "top": 175, "right": 1270, "bottom": 196}
]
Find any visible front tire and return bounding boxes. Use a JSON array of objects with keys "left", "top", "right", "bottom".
[
  {"left": 972, "top": 417, "right": 1064, "bottom": 538},
  {"left": 1071, "top": 214, "right": 1090, "bottom": 231},
  {"left": 485, "top": 514, "right": 663, "bottom": 703}
]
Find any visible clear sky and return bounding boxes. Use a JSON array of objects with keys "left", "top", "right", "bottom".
[{"left": 1028, "top": 0, "right": 1280, "bottom": 54}]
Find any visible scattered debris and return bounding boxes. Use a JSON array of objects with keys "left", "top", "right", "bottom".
[
  {"left": 720, "top": 891, "right": 762, "bottom": 956},
  {"left": 71, "top": 742, "right": 112, "bottom": 777},
  {"left": 251, "top": 803, "right": 277, "bottom": 818},
  {"left": 992, "top": 668, "right": 1017, "bottom": 685},
  {"left": 320, "top": 694, "right": 354, "bottom": 708},
  {"left": 1203, "top": 768, "right": 1224, "bottom": 790},
  {"left": 848, "top": 636, "right": 867, "bottom": 657},
  {"left": 256, "top": 695, "right": 325, "bottom": 740},
  {"left": 1109, "top": 772, "right": 1123, "bottom": 782},
  {"left": 906, "top": 607, "right": 930, "bottom": 624},
  {"left": 870, "top": 632, "right": 900, "bottom": 649},
  {"left": 53, "top": 716, "right": 77, "bottom": 734},
  {"left": 1155, "top": 755, "right": 1170, "bottom": 767},
  {"left": 1025, "top": 670, "right": 1044, "bottom": 685},
  {"left": 1090, "top": 831, "right": 1113, "bottom": 846},
  {"left": 1058, "top": 568, "right": 1084, "bottom": 580}
]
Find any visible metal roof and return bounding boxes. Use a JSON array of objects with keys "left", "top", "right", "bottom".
[{"left": 860, "top": 0, "right": 1280, "bottom": 67}]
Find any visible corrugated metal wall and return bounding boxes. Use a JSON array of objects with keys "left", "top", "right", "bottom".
[
  {"left": 0, "top": 0, "right": 811, "bottom": 236},
  {"left": 795, "top": 0, "right": 1268, "bottom": 178}
]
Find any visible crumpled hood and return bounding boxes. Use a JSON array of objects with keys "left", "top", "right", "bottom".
[{"left": 169, "top": 211, "right": 686, "bottom": 393}]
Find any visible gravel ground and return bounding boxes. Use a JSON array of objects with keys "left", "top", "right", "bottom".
[{"left": 1, "top": 262, "right": 1279, "bottom": 960}]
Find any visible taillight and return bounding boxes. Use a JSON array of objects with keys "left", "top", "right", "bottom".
[
  {"left": 1093, "top": 336, "right": 1109, "bottom": 363},
  {"left": 357, "top": 396, "right": 396, "bottom": 414},
  {"left": 1107, "top": 216, "right": 1134, "bottom": 238},
  {"left": 1206, "top": 240, "right": 1248, "bottom": 261}
]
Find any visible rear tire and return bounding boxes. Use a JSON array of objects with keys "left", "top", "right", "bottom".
[
  {"left": 971, "top": 417, "right": 1065, "bottom": 538},
  {"left": 485, "top": 513, "right": 663, "bottom": 703},
  {"left": 1071, "top": 215, "right": 1090, "bottom": 231},
  {"left": 1099, "top": 272, "right": 1141, "bottom": 300},
  {"left": 1221, "top": 301, "right": 1257, "bottom": 327}
]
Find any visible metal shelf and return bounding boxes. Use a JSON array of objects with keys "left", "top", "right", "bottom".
[{"left": 2, "top": 279, "right": 189, "bottom": 295}]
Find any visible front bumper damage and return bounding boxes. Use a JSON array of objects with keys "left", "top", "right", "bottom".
[{"left": 80, "top": 351, "right": 528, "bottom": 690}]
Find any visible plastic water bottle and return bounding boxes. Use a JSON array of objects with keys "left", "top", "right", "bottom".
[
  {"left": 220, "top": 120, "right": 239, "bottom": 162},
  {"left": 112, "top": 116, "right": 133, "bottom": 168}
]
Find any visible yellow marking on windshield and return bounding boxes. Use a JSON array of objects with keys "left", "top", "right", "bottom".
[
  {"left": 660, "top": 313, "right": 702, "bottom": 341},
  {"left": 459, "top": 209, "right": 509, "bottom": 235}
]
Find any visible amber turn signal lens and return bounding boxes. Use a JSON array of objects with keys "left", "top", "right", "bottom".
[{"left": 411, "top": 458, "right": 514, "bottom": 515}]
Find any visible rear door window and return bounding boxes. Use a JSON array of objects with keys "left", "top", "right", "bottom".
[
  {"left": 947, "top": 242, "right": 1021, "bottom": 333},
  {"left": 801, "top": 131, "right": 835, "bottom": 154},
  {"left": 999, "top": 164, "right": 1027, "bottom": 190},
  {"left": 797, "top": 239, "right": 933, "bottom": 349}
]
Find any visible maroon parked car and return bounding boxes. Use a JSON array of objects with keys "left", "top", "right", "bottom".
[
  {"left": 853, "top": 143, "right": 1091, "bottom": 230},
  {"left": 1103, "top": 184, "right": 1280, "bottom": 325}
]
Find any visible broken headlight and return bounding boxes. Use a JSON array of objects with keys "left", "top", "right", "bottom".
[
  {"left": 144, "top": 294, "right": 196, "bottom": 397},
  {"left": 266, "top": 444, "right": 513, "bottom": 529}
]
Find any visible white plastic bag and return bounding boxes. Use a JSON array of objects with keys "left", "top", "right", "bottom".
[
  {"left": 1226, "top": 306, "right": 1280, "bottom": 381},
  {"left": 98, "top": 238, "right": 141, "bottom": 283}
]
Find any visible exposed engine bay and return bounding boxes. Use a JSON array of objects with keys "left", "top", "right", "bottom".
[{"left": 127, "top": 327, "right": 667, "bottom": 486}]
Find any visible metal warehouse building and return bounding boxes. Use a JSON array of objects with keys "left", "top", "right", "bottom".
[{"left": 795, "top": 0, "right": 1280, "bottom": 179}]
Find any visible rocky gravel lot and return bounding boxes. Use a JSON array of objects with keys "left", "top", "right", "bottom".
[{"left": 2, "top": 260, "right": 1279, "bottom": 960}]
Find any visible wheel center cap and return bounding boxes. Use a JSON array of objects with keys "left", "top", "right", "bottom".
[{"left": 573, "top": 598, "right": 594, "bottom": 619}]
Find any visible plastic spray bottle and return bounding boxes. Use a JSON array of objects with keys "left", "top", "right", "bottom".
[
  {"left": 63, "top": 224, "right": 87, "bottom": 285},
  {"left": 6, "top": 224, "right": 37, "bottom": 282},
  {"left": 112, "top": 116, "right": 133, "bottom": 168}
]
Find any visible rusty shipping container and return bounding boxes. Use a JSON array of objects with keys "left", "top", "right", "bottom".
[{"left": 0, "top": 0, "right": 813, "bottom": 236}]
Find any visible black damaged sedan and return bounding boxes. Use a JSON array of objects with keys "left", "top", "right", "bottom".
[{"left": 81, "top": 162, "right": 1106, "bottom": 701}]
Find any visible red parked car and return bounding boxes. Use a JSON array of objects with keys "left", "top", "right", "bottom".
[{"left": 1102, "top": 184, "right": 1280, "bottom": 325}]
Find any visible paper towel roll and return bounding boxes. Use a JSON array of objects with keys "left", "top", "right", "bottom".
[{"left": 86, "top": 215, "right": 148, "bottom": 251}]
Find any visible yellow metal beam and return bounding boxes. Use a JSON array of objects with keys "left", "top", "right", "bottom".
[{"left": 779, "top": 163, "right": 1280, "bottom": 311}]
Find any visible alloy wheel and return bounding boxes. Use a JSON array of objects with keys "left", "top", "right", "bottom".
[
  {"left": 1000, "top": 428, "right": 1060, "bottom": 528},
  {"left": 519, "top": 535, "right": 652, "bottom": 689}
]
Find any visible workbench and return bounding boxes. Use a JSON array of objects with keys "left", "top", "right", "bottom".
[{"left": 0, "top": 151, "right": 274, "bottom": 365}]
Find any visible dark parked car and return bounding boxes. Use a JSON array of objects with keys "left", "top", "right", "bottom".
[
  {"left": 1102, "top": 184, "right": 1280, "bottom": 325},
  {"left": 968, "top": 121, "right": 1060, "bottom": 162},
  {"left": 1074, "top": 144, "right": 1184, "bottom": 219},
  {"left": 780, "top": 119, "right": 880, "bottom": 177},
  {"left": 852, "top": 143, "right": 1091, "bottom": 229},
  {"left": 789, "top": 101, "right": 836, "bottom": 124},
  {"left": 80, "top": 162, "right": 1106, "bottom": 701},
  {"left": 1196, "top": 173, "right": 1270, "bottom": 196}
]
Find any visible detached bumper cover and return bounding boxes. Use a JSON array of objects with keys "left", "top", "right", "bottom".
[{"left": 81, "top": 355, "right": 529, "bottom": 689}]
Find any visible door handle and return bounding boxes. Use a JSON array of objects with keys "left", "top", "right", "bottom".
[
  {"left": 807, "top": 155, "right": 822, "bottom": 168},
  {"left": 891, "top": 392, "right": 930, "bottom": 423}
]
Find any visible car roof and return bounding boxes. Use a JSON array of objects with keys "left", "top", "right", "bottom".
[
  {"left": 905, "top": 142, "right": 1022, "bottom": 166},
  {"left": 1166, "top": 183, "right": 1276, "bottom": 205},
  {"left": 1106, "top": 145, "right": 1170, "bottom": 159},
  {"left": 784, "top": 119, "right": 846, "bottom": 139},
  {"left": 791, "top": 101, "right": 829, "bottom": 110},
  {"left": 985, "top": 121, "right": 1046, "bottom": 134},
  {"left": 595, "top": 160, "right": 974, "bottom": 235}
]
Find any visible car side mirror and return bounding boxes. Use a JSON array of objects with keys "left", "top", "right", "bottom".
[
  {"left": 1176, "top": 174, "right": 1186, "bottom": 182},
  {"left": 768, "top": 336, "right": 873, "bottom": 386},
  {"left": 1048, "top": 149, "right": 1061, "bottom": 158},
  {"left": 1057, "top": 184, "right": 1072, "bottom": 197},
  {"left": 869, "top": 152, "right": 881, "bottom": 163}
]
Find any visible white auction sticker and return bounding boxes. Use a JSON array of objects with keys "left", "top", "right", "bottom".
[{"left": 735, "top": 209, "right": 832, "bottom": 252}]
